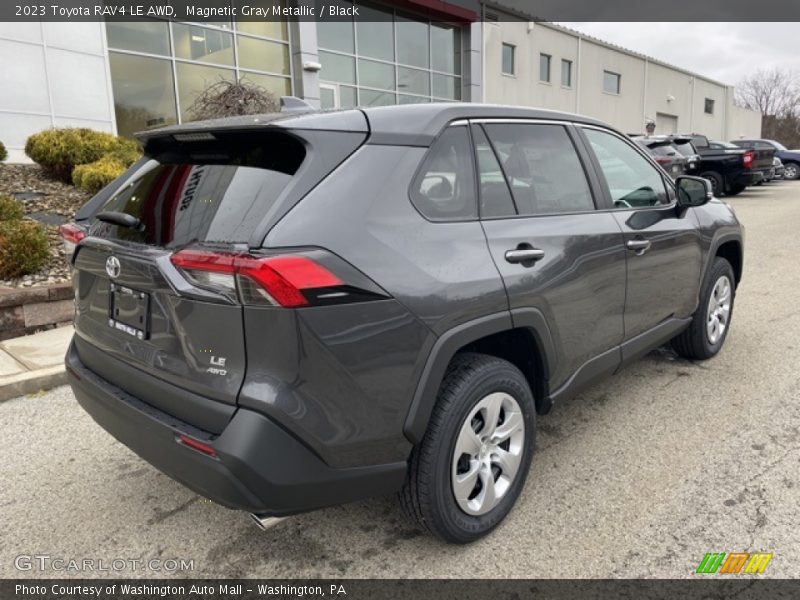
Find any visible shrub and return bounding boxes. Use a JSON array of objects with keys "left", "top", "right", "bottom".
[
  {"left": 72, "top": 155, "right": 128, "bottom": 194},
  {"left": 25, "top": 128, "right": 140, "bottom": 182},
  {"left": 0, "top": 195, "right": 24, "bottom": 221},
  {"left": 0, "top": 219, "right": 50, "bottom": 279},
  {"left": 0, "top": 141, "right": 7, "bottom": 162}
]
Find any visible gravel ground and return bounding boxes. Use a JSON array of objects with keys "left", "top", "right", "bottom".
[
  {"left": 0, "top": 181, "right": 798, "bottom": 579},
  {"left": 0, "top": 164, "right": 89, "bottom": 288}
]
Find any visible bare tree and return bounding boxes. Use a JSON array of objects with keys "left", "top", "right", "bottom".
[
  {"left": 188, "top": 78, "right": 280, "bottom": 122},
  {"left": 736, "top": 68, "right": 800, "bottom": 118},
  {"left": 736, "top": 69, "right": 800, "bottom": 146}
]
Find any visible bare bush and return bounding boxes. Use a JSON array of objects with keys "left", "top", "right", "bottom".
[{"left": 188, "top": 78, "right": 280, "bottom": 121}]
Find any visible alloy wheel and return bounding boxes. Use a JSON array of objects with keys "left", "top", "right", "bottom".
[
  {"left": 706, "top": 275, "right": 732, "bottom": 345},
  {"left": 451, "top": 392, "right": 525, "bottom": 516},
  {"left": 785, "top": 163, "right": 799, "bottom": 180}
]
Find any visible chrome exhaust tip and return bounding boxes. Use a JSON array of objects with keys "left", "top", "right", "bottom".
[{"left": 250, "top": 513, "right": 286, "bottom": 531}]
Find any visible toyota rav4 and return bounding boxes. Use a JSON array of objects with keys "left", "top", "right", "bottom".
[{"left": 63, "top": 101, "right": 743, "bottom": 543}]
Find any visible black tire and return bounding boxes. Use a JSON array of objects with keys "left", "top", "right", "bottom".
[
  {"left": 399, "top": 352, "right": 536, "bottom": 543},
  {"left": 700, "top": 171, "right": 724, "bottom": 197},
  {"left": 672, "top": 257, "right": 736, "bottom": 360},
  {"left": 727, "top": 184, "right": 746, "bottom": 196}
]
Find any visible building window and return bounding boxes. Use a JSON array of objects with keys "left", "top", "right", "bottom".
[
  {"left": 502, "top": 43, "right": 515, "bottom": 75},
  {"left": 561, "top": 59, "right": 572, "bottom": 87},
  {"left": 106, "top": 17, "right": 292, "bottom": 138},
  {"left": 704, "top": 98, "right": 715, "bottom": 115},
  {"left": 317, "top": 4, "right": 463, "bottom": 108},
  {"left": 539, "top": 53, "right": 551, "bottom": 83},
  {"left": 603, "top": 70, "right": 621, "bottom": 94}
]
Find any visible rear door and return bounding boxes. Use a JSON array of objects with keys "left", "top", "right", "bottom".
[
  {"left": 475, "top": 120, "right": 627, "bottom": 390},
  {"left": 71, "top": 130, "right": 309, "bottom": 431},
  {"left": 578, "top": 126, "right": 703, "bottom": 344}
]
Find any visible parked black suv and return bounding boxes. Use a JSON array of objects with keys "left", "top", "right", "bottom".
[{"left": 65, "top": 102, "right": 743, "bottom": 543}]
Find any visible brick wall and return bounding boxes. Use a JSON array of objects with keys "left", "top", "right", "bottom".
[{"left": 0, "top": 284, "right": 74, "bottom": 341}]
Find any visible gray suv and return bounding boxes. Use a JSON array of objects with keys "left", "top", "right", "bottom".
[{"left": 64, "top": 102, "right": 743, "bottom": 543}]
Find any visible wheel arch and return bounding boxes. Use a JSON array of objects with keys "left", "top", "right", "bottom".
[
  {"left": 404, "top": 311, "right": 555, "bottom": 445},
  {"left": 712, "top": 236, "right": 743, "bottom": 287}
]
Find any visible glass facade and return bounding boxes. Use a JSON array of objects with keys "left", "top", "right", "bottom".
[
  {"left": 316, "top": 3, "right": 463, "bottom": 108},
  {"left": 107, "top": 16, "right": 292, "bottom": 138}
]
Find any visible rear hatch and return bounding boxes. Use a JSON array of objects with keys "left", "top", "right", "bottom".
[{"left": 71, "top": 121, "right": 367, "bottom": 432}]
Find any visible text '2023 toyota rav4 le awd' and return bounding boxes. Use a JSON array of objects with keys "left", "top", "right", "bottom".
[{"left": 64, "top": 101, "right": 743, "bottom": 543}]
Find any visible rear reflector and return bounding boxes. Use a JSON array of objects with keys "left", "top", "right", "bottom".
[
  {"left": 177, "top": 434, "right": 217, "bottom": 457},
  {"left": 170, "top": 250, "right": 343, "bottom": 308}
]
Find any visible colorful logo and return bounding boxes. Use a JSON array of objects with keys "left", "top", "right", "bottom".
[{"left": 696, "top": 552, "right": 773, "bottom": 574}]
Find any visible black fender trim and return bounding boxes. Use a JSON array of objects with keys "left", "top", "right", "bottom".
[
  {"left": 403, "top": 310, "right": 557, "bottom": 444},
  {"left": 705, "top": 232, "right": 743, "bottom": 287}
]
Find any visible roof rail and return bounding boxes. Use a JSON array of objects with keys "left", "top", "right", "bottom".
[{"left": 280, "top": 96, "right": 314, "bottom": 112}]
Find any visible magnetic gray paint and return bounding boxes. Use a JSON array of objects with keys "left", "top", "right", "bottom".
[{"left": 66, "top": 103, "right": 744, "bottom": 518}]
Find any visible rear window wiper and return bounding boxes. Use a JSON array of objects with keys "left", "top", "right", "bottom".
[{"left": 96, "top": 211, "right": 143, "bottom": 231}]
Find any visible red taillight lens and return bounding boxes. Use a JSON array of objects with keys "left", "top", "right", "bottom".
[
  {"left": 743, "top": 150, "right": 754, "bottom": 169},
  {"left": 59, "top": 223, "right": 86, "bottom": 244},
  {"left": 655, "top": 157, "right": 671, "bottom": 166},
  {"left": 59, "top": 223, "right": 86, "bottom": 259},
  {"left": 170, "top": 250, "right": 343, "bottom": 308},
  {"left": 177, "top": 434, "right": 217, "bottom": 458}
]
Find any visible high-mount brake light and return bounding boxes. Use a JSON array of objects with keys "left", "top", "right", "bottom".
[{"left": 170, "top": 250, "right": 343, "bottom": 307}]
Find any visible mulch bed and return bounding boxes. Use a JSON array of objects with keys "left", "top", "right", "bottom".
[{"left": 0, "top": 163, "right": 91, "bottom": 288}]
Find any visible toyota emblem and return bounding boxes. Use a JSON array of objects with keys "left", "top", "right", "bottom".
[{"left": 105, "top": 256, "right": 121, "bottom": 279}]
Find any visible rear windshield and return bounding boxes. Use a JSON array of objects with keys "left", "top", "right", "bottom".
[
  {"left": 651, "top": 145, "right": 678, "bottom": 157},
  {"left": 89, "top": 131, "right": 305, "bottom": 247},
  {"left": 673, "top": 142, "right": 695, "bottom": 156}
]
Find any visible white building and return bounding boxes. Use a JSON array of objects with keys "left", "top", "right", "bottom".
[
  {"left": 0, "top": 4, "right": 761, "bottom": 163},
  {"left": 482, "top": 17, "right": 761, "bottom": 139}
]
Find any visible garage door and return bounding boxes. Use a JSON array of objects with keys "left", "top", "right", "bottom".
[{"left": 656, "top": 113, "right": 678, "bottom": 134}]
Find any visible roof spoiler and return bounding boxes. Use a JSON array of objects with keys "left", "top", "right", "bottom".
[{"left": 280, "top": 96, "right": 315, "bottom": 113}]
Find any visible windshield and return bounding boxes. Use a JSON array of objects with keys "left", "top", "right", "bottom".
[{"left": 770, "top": 140, "right": 788, "bottom": 151}]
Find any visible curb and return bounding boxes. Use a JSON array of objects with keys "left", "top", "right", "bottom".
[{"left": 0, "top": 365, "right": 68, "bottom": 402}]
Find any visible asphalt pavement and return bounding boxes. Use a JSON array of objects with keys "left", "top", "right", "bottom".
[{"left": 1, "top": 181, "right": 799, "bottom": 579}]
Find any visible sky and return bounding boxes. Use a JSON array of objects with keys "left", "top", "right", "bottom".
[{"left": 559, "top": 23, "right": 797, "bottom": 86}]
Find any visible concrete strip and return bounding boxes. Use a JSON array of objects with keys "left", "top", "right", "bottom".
[
  {"left": 0, "top": 364, "right": 67, "bottom": 402},
  {"left": 0, "top": 348, "right": 26, "bottom": 377},
  {"left": 0, "top": 325, "right": 73, "bottom": 370}
]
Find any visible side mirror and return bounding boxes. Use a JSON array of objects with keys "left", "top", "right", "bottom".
[{"left": 676, "top": 176, "right": 713, "bottom": 208}]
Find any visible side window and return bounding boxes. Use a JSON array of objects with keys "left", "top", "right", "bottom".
[
  {"left": 410, "top": 126, "right": 477, "bottom": 221},
  {"left": 472, "top": 125, "right": 516, "bottom": 218},
  {"left": 482, "top": 123, "right": 595, "bottom": 215},
  {"left": 583, "top": 128, "right": 669, "bottom": 209}
]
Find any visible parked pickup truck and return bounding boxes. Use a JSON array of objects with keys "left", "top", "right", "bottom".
[
  {"left": 686, "top": 134, "right": 774, "bottom": 196},
  {"left": 730, "top": 139, "right": 800, "bottom": 180}
]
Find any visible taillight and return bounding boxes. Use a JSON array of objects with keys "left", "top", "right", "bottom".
[
  {"left": 743, "top": 150, "right": 754, "bottom": 169},
  {"left": 170, "top": 250, "right": 344, "bottom": 308},
  {"left": 655, "top": 157, "right": 672, "bottom": 166},
  {"left": 59, "top": 223, "right": 86, "bottom": 258}
]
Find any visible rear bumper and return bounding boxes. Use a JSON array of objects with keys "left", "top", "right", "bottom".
[
  {"left": 735, "top": 171, "right": 764, "bottom": 186},
  {"left": 66, "top": 340, "right": 406, "bottom": 516}
]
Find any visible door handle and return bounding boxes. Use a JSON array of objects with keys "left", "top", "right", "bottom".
[
  {"left": 505, "top": 248, "right": 546, "bottom": 264},
  {"left": 626, "top": 238, "right": 652, "bottom": 254}
]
